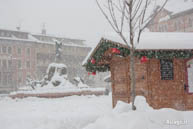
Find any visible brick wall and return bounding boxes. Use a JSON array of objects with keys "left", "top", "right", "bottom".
[
  {"left": 110, "top": 56, "right": 193, "bottom": 111},
  {"left": 148, "top": 10, "right": 193, "bottom": 32}
]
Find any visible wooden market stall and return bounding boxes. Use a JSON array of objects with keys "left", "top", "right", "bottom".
[{"left": 83, "top": 33, "right": 193, "bottom": 111}]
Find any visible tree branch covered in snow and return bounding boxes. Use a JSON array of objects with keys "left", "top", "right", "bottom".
[
  {"left": 96, "top": 0, "right": 168, "bottom": 46},
  {"left": 96, "top": 0, "right": 168, "bottom": 110}
]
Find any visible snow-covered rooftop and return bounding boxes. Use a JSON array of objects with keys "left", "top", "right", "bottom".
[
  {"left": 164, "top": 0, "right": 193, "bottom": 15},
  {"left": 137, "top": 32, "right": 193, "bottom": 49},
  {"left": 82, "top": 32, "right": 193, "bottom": 65},
  {"left": 0, "top": 28, "right": 88, "bottom": 47},
  {"left": 103, "top": 32, "right": 193, "bottom": 50}
]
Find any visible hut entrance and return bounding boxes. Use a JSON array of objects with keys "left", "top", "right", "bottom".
[
  {"left": 110, "top": 56, "right": 130, "bottom": 107},
  {"left": 187, "top": 59, "right": 193, "bottom": 93}
]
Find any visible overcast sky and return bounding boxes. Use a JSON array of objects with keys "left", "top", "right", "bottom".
[{"left": 0, "top": 0, "right": 114, "bottom": 46}]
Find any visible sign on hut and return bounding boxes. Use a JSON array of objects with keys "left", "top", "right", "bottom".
[{"left": 83, "top": 32, "right": 193, "bottom": 111}]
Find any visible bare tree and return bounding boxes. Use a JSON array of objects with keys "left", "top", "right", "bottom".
[{"left": 96, "top": 0, "right": 168, "bottom": 110}]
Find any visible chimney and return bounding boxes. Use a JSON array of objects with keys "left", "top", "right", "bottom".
[
  {"left": 16, "top": 26, "right": 20, "bottom": 31},
  {"left": 41, "top": 23, "right": 46, "bottom": 35},
  {"left": 42, "top": 28, "right": 46, "bottom": 35}
]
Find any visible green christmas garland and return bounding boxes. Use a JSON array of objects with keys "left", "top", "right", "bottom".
[{"left": 85, "top": 40, "right": 193, "bottom": 72}]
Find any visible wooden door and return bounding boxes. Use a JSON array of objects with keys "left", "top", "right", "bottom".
[{"left": 110, "top": 57, "right": 130, "bottom": 107}]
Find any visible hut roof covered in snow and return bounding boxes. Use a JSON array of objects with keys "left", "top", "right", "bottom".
[{"left": 82, "top": 32, "right": 193, "bottom": 72}]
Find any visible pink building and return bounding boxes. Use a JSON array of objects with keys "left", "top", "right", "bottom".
[
  {"left": 148, "top": 0, "right": 193, "bottom": 32},
  {"left": 0, "top": 28, "right": 91, "bottom": 93}
]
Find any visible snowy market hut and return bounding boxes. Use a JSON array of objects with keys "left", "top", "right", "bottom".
[{"left": 83, "top": 33, "right": 193, "bottom": 111}]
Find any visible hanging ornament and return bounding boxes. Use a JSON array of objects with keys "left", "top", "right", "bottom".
[
  {"left": 88, "top": 72, "right": 90, "bottom": 75},
  {"left": 92, "top": 72, "right": 96, "bottom": 75},
  {"left": 112, "top": 48, "right": 120, "bottom": 54},
  {"left": 140, "top": 56, "right": 148, "bottom": 63},
  {"left": 91, "top": 58, "right": 96, "bottom": 64}
]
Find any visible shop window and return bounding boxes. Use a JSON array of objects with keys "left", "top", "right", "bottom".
[{"left": 160, "top": 59, "right": 174, "bottom": 80}]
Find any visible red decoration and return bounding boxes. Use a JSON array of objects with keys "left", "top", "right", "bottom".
[
  {"left": 112, "top": 48, "right": 120, "bottom": 54},
  {"left": 88, "top": 72, "right": 90, "bottom": 75},
  {"left": 91, "top": 58, "right": 96, "bottom": 64},
  {"left": 140, "top": 56, "right": 148, "bottom": 63},
  {"left": 92, "top": 72, "right": 96, "bottom": 75}
]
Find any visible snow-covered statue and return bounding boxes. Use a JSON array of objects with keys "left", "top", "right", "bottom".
[
  {"left": 55, "top": 40, "right": 62, "bottom": 63},
  {"left": 41, "top": 63, "right": 68, "bottom": 87},
  {"left": 73, "top": 77, "right": 89, "bottom": 89},
  {"left": 40, "top": 40, "right": 75, "bottom": 88}
]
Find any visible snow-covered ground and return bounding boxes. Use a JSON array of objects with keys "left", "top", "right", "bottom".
[
  {"left": 0, "top": 95, "right": 111, "bottom": 129},
  {"left": 0, "top": 95, "right": 193, "bottom": 129}
]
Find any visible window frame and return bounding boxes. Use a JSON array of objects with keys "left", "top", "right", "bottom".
[
  {"left": 2, "top": 59, "right": 7, "bottom": 69},
  {"left": 17, "top": 47, "right": 22, "bottom": 55},
  {"left": 160, "top": 59, "right": 174, "bottom": 80},
  {"left": 18, "top": 60, "right": 22, "bottom": 69},
  {"left": 26, "top": 61, "right": 30, "bottom": 69},
  {"left": 8, "top": 46, "right": 12, "bottom": 54},
  {"left": 2, "top": 46, "right": 7, "bottom": 54},
  {"left": 26, "top": 48, "right": 30, "bottom": 56}
]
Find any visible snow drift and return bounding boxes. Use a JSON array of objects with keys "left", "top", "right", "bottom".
[{"left": 83, "top": 96, "right": 193, "bottom": 129}]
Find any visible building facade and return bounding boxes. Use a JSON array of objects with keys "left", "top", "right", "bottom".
[
  {"left": 0, "top": 28, "right": 91, "bottom": 93},
  {"left": 148, "top": 0, "right": 193, "bottom": 32}
]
